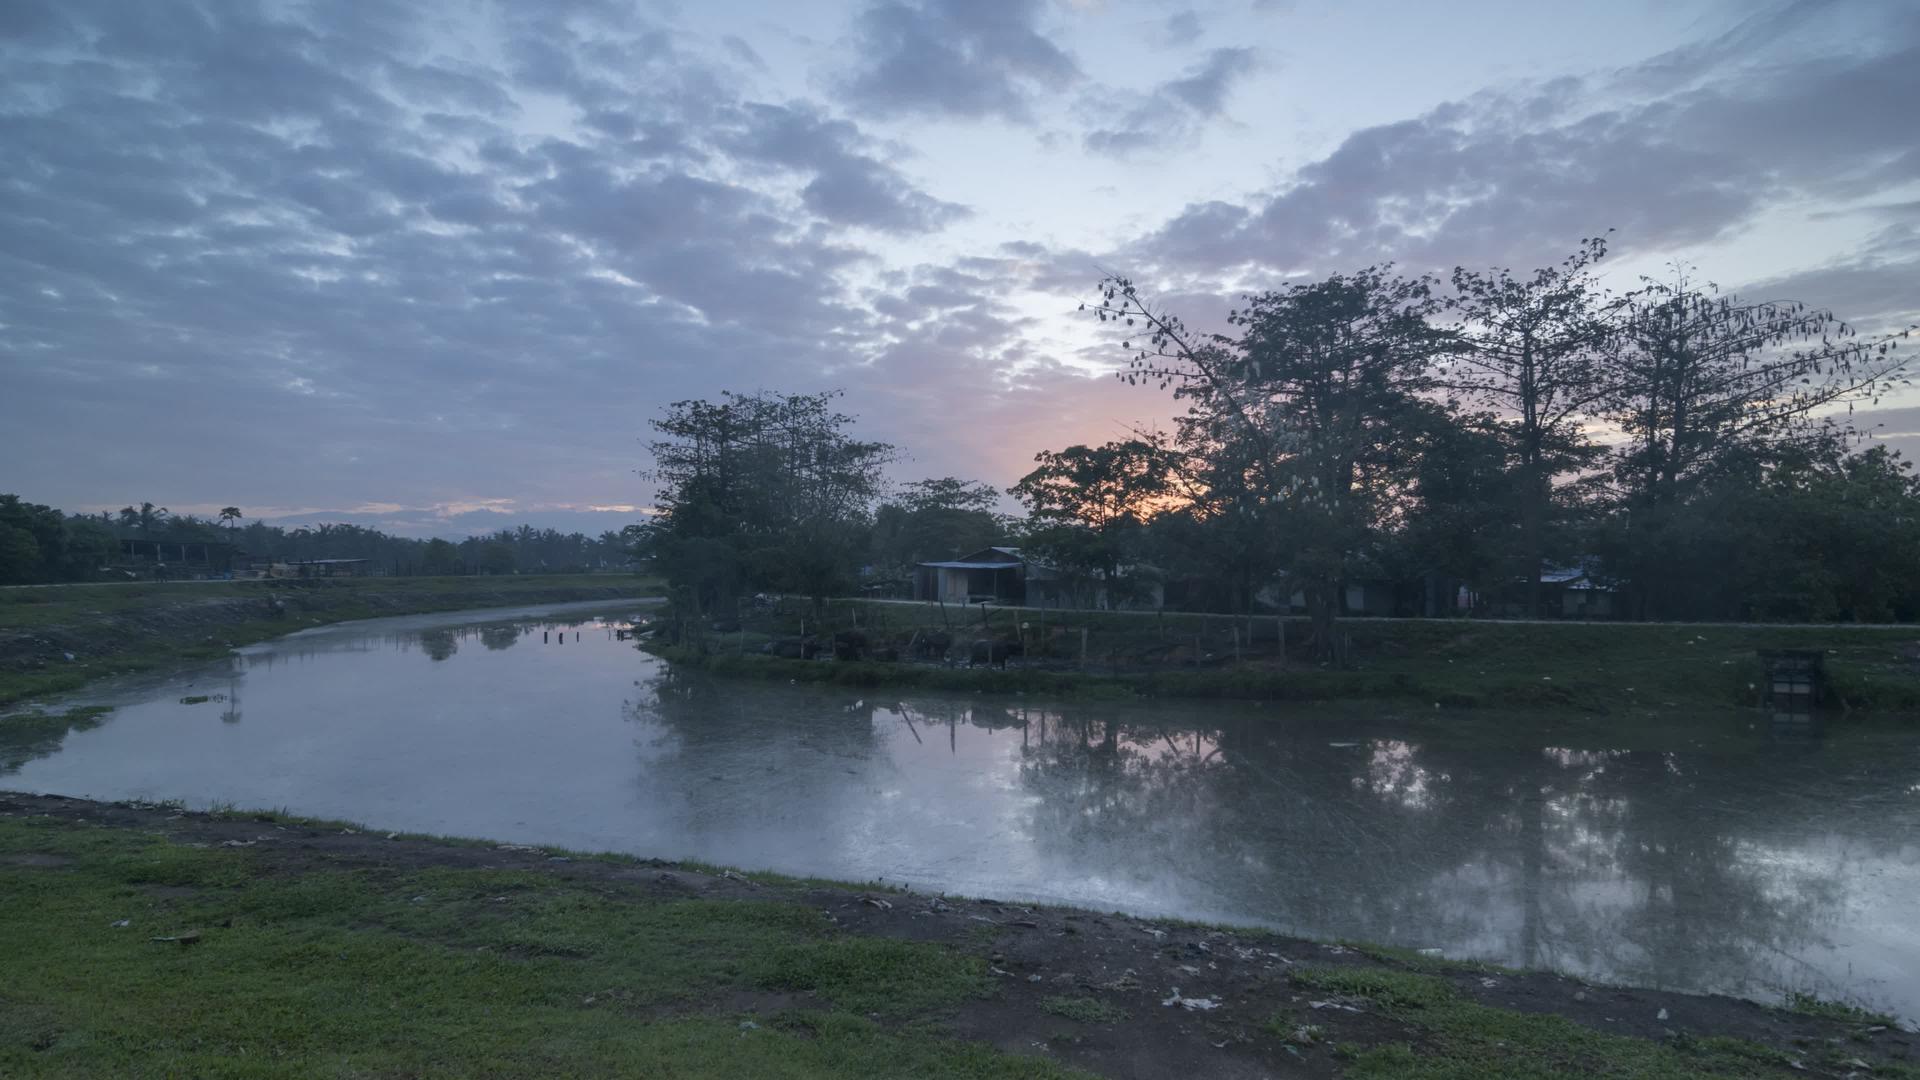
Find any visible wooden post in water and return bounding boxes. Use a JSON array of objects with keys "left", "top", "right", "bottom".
[
  {"left": 1233, "top": 625, "right": 1241, "bottom": 664},
  {"left": 1079, "top": 626, "right": 1088, "bottom": 670}
]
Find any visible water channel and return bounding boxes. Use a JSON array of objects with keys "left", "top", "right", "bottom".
[{"left": 6, "top": 601, "right": 1918, "bottom": 1021}]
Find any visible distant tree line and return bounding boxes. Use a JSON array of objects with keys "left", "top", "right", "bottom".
[
  {"left": 0, "top": 495, "right": 636, "bottom": 584},
  {"left": 642, "top": 241, "right": 1920, "bottom": 653}
]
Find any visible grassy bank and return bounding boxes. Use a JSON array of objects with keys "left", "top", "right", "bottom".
[
  {"left": 3, "top": 792, "right": 1912, "bottom": 1078},
  {"left": 655, "top": 600, "right": 1920, "bottom": 714},
  {"left": 0, "top": 575, "right": 661, "bottom": 709}
]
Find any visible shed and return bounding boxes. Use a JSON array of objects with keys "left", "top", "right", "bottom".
[
  {"left": 274, "top": 558, "right": 372, "bottom": 579},
  {"left": 1541, "top": 565, "right": 1616, "bottom": 618},
  {"left": 913, "top": 547, "right": 1024, "bottom": 605}
]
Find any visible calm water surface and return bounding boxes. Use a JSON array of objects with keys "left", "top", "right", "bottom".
[{"left": 7, "top": 602, "right": 1919, "bottom": 1021}]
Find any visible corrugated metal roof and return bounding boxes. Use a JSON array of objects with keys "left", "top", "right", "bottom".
[{"left": 919, "top": 560, "right": 1023, "bottom": 570}]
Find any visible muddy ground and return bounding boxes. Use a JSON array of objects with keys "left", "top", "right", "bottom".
[{"left": 4, "top": 791, "right": 1913, "bottom": 1079}]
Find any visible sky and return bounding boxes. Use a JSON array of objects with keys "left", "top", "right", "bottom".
[{"left": 4, "top": 0, "right": 1918, "bottom": 538}]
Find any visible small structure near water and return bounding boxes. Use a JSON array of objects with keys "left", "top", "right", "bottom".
[{"left": 1757, "top": 649, "right": 1825, "bottom": 712}]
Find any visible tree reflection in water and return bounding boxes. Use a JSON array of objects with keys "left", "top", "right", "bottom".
[{"left": 885, "top": 697, "right": 1910, "bottom": 1007}]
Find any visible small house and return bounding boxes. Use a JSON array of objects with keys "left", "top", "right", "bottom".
[
  {"left": 272, "top": 558, "right": 372, "bottom": 579},
  {"left": 912, "top": 547, "right": 1163, "bottom": 610},
  {"left": 913, "top": 547, "right": 1024, "bottom": 605},
  {"left": 1541, "top": 565, "right": 1617, "bottom": 619}
]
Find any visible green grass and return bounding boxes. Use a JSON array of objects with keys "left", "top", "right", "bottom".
[
  {"left": 1783, "top": 991, "right": 1900, "bottom": 1027},
  {"left": 0, "top": 573, "right": 661, "bottom": 708},
  {"left": 0, "top": 812, "right": 1077, "bottom": 1079},
  {"left": 1287, "top": 967, "right": 1808, "bottom": 1079}
]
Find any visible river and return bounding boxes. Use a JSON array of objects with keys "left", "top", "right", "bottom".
[{"left": 5, "top": 601, "right": 1917, "bottom": 1021}]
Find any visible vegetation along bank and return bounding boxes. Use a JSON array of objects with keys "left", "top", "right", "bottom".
[
  {"left": 646, "top": 599, "right": 1920, "bottom": 716},
  {"left": 2, "top": 792, "right": 1913, "bottom": 1079}
]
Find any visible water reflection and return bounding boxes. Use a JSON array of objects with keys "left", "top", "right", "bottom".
[{"left": 2, "top": 602, "right": 1915, "bottom": 1021}]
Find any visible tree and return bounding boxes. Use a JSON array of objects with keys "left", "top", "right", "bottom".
[
  {"left": 1379, "top": 409, "right": 1520, "bottom": 611},
  {"left": 0, "top": 522, "right": 40, "bottom": 585},
  {"left": 643, "top": 390, "right": 894, "bottom": 629},
  {"left": 477, "top": 541, "right": 516, "bottom": 576},
  {"left": 870, "top": 477, "right": 1006, "bottom": 574},
  {"left": 1446, "top": 237, "right": 1614, "bottom": 615},
  {"left": 1010, "top": 440, "right": 1175, "bottom": 607},
  {"left": 1599, "top": 270, "right": 1915, "bottom": 616},
  {"left": 219, "top": 507, "right": 243, "bottom": 532},
  {"left": 1094, "top": 267, "right": 1450, "bottom": 656},
  {"left": 1, "top": 495, "right": 116, "bottom": 583},
  {"left": 420, "top": 538, "right": 461, "bottom": 576}
]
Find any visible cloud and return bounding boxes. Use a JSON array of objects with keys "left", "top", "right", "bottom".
[
  {"left": 1083, "top": 46, "right": 1259, "bottom": 157},
  {"left": 0, "top": 0, "right": 993, "bottom": 522},
  {"left": 1130, "top": 4, "right": 1920, "bottom": 276},
  {"left": 838, "top": 0, "right": 1081, "bottom": 123},
  {"left": 1745, "top": 201, "right": 1920, "bottom": 328},
  {"left": 723, "top": 102, "right": 970, "bottom": 233},
  {"left": 1164, "top": 10, "right": 1203, "bottom": 47}
]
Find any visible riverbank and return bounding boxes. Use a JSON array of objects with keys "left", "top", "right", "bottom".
[
  {"left": 1, "top": 792, "right": 1910, "bottom": 1079},
  {"left": 653, "top": 600, "right": 1920, "bottom": 714},
  {"left": 0, "top": 575, "right": 661, "bottom": 708}
]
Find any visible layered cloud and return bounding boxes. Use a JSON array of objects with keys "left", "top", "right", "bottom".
[
  {"left": 1083, "top": 46, "right": 1260, "bottom": 157},
  {"left": 839, "top": 0, "right": 1082, "bottom": 123},
  {"left": 1132, "top": 2, "right": 1920, "bottom": 286}
]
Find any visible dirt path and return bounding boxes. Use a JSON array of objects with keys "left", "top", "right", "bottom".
[{"left": 4, "top": 791, "right": 1912, "bottom": 1078}]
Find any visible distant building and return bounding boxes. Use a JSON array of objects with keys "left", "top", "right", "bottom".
[
  {"left": 913, "top": 547, "right": 1025, "bottom": 605},
  {"left": 116, "top": 538, "right": 240, "bottom": 578},
  {"left": 1540, "top": 565, "right": 1617, "bottom": 618},
  {"left": 912, "top": 547, "right": 1163, "bottom": 610},
  {"left": 272, "top": 558, "right": 372, "bottom": 579}
]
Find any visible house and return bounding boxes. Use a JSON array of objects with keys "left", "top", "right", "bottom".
[
  {"left": 912, "top": 547, "right": 1164, "bottom": 610},
  {"left": 1541, "top": 565, "right": 1617, "bottom": 618},
  {"left": 272, "top": 558, "right": 372, "bottom": 579},
  {"left": 913, "top": 547, "right": 1025, "bottom": 605}
]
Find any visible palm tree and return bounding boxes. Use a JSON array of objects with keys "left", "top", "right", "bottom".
[{"left": 219, "top": 507, "right": 243, "bottom": 532}]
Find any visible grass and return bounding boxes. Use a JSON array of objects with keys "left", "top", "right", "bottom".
[
  {"left": 0, "top": 573, "right": 662, "bottom": 708},
  {"left": 1783, "top": 990, "right": 1900, "bottom": 1028},
  {"left": 0, "top": 812, "right": 1076, "bottom": 1079},
  {"left": 654, "top": 602, "right": 1920, "bottom": 715},
  {"left": 1285, "top": 967, "right": 1807, "bottom": 1079}
]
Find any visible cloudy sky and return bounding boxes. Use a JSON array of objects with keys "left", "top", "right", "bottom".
[{"left": 5, "top": 0, "right": 1918, "bottom": 537}]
